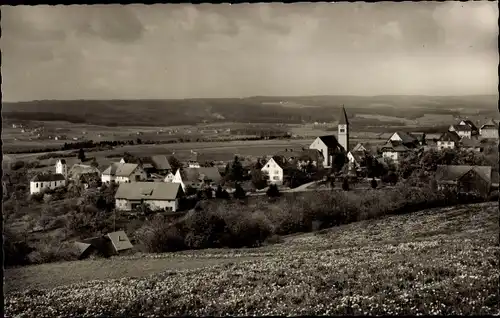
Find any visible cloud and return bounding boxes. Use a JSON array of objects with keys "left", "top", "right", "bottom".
[{"left": 1, "top": 3, "right": 498, "bottom": 101}]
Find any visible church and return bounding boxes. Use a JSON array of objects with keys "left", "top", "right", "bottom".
[{"left": 309, "top": 106, "right": 349, "bottom": 168}]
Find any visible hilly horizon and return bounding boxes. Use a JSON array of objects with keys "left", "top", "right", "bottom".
[{"left": 2, "top": 95, "right": 498, "bottom": 128}]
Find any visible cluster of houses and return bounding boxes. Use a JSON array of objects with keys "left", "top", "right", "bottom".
[{"left": 26, "top": 107, "right": 498, "bottom": 212}]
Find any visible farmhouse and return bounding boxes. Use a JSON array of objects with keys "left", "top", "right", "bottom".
[
  {"left": 437, "top": 131, "right": 461, "bottom": 150},
  {"left": 479, "top": 119, "right": 499, "bottom": 139},
  {"left": 115, "top": 182, "right": 184, "bottom": 212},
  {"left": 30, "top": 173, "right": 66, "bottom": 195},
  {"left": 147, "top": 155, "right": 172, "bottom": 175},
  {"left": 276, "top": 148, "right": 324, "bottom": 170},
  {"left": 460, "top": 137, "right": 483, "bottom": 152},
  {"left": 352, "top": 142, "right": 368, "bottom": 152},
  {"left": 68, "top": 164, "right": 101, "bottom": 182},
  {"left": 261, "top": 155, "right": 295, "bottom": 185},
  {"left": 380, "top": 141, "right": 411, "bottom": 164},
  {"left": 101, "top": 163, "right": 147, "bottom": 184},
  {"left": 171, "top": 167, "right": 222, "bottom": 191},
  {"left": 347, "top": 151, "right": 366, "bottom": 168},
  {"left": 435, "top": 165, "right": 492, "bottom": 197},
  {"left": 459, "top": 119, "right": 480, "bottom": 136},
  {"left": 449, "top": 124, "right": 472, "bottom": 139},
  {"left": 387, "top": 131, "right": 420, "bottom": 148},
  {"left": 74, "top": 230, "right": 133, "bottom": 260}
]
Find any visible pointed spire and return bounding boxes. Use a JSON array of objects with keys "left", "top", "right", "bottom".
[{"left": 339, "top": 105, "right": 349, "bottom": 125}]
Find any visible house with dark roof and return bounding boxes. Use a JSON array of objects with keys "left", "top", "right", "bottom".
[
  {"left": 68, "top": 164, "right": 101, "bottom": 182},
  {"left": 171, "top": 167, "right": 222, "bottom": 191},
  {"left": 434, "top": 165, "right": 492, "bottom": 196},
  {"left": 459, "top": 120, "right": 479, "bottom": 136},
  {"left": 347, "top": 150, "right": 367, "bottom": 169},
  {"left": 479, "top": 119, "right": 499, "bottom": 139},
  {"left": 101, "top": 163, "right": 147, "bottom": 184},
  {"left": 276, "top": 147, "right": 324, "bottom": 170},
  {"left": 449, "top": 124, "right": 472, "bottom": 139},
  {"left": 75, "top": 231, "right": 133, "bottom": 260},
  {"left": 437, "top": 131, "right": 461, "bottom": 150},
  {"left": 115, "top": 182, "right": 184, "bottom": 212},
  {"left": 309, "top": 135, "right": 345, "bottom": 168},
  {"left": 30, "top": 173, "right": 66, "bottom": 195},
  {"left": 387, "top": 131, "right": 420, "bottom": 147},
  {"left": 380, "top": 141, "right": 411, "bottom": 164},
  {"left": 460, "top": 137, "right": 484, "bottom": 152}
]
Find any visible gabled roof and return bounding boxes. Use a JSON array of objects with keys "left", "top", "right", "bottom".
[
  {"left": 381, "top": 141, "right": 411, "bottom": 152},
  {"left": 277, "top": 148, "right": 324, "bottom": 162},
  {"left": 480, "top": 119, "right": 499, "bottom": 129},
  {"left": 348, "top": 151, "right": 365, "bottom": 163},
  {"left": 460, "top": 137, "right": 482, "bottom": 148},
  {"left": 115, "top": 182, "right": 183, "bottom": 200},
  {"left": 439, "top": 131, "right": 461, "bottom": 143},
  {"left": 460, "top": 120, "right": 479, "bottom": 131},
  {"left": 31, "top": 173, "right": 66, "bottom": 182},
  {"left": 317, "top": 135, "right": 341, "bottom": 148},
  {"left": 57, "top": 159, "right": 66, "bottom": 164},
  {"left": 106, "top": 231, "right": 133, "bottom": 252},
  {"left": 150, "top": 155, "right": 172, "bottom": 170},
  {"left": 391, "top": 131, "right": 419, "bottom": 144},
  {"left": 69, "top": 164, "right": 101, "bottom": 180},
  {"left": 450, "top": 124, "right": 472, "bottom": 132},
  {"left": 102, "top": 163, "right": 139, "bottom": 177},
  {"left": 180, "top": 167, "right": 222, "bottom": 183},
  {"left": 435, "top": 165, "right": 491, "bottom": 184},
  {"left": 339, "top": 106, "right": 349, "bottom": 125}
]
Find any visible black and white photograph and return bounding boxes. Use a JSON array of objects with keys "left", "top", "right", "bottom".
[{"left": 2, "top": 2, "right": 499, "bottom": 316}]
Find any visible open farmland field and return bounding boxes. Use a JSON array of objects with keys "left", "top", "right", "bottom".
[{"left": 5, "top": 202, "right": 499, "bottom": 316}]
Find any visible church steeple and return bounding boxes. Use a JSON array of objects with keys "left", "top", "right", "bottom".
[
  {"left": 338, "top": 105, "right": 349, "bottom": 152},
  {"left": 339, "top": 105, "right": 349, "bottom": 125}
]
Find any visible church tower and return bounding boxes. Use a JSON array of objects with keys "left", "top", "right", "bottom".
[
  {"left": 338, "top": 105, "right": 349, "bottom": 152},
  {"left": 55, "top": 159, "right": 68, "bottom": 179}
]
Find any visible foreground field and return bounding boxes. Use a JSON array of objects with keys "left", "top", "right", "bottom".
[{"left": 5, "top": 201, "right": 499, "bottom": 316}]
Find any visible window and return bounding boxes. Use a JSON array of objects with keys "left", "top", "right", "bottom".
[
  {"left": 266, "top": 164, "right": 269, "bottom": 168},
  {"left": 36, "top": 183, "right": 38, "bottom": 188},
  {"left": 274, "top": 170, "right": 280, "bottom": 175},
  {"left": 340, "top": 128, "right": 345, "bottom": 133},
  {"left": 273, "top": 176, "right": 279, "bottom": 180}
]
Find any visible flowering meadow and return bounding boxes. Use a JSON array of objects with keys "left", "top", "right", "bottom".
[{"left": 5, "top": 202, "right": 499, "bottom": 316}]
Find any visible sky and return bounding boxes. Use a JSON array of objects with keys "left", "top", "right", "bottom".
[{"left": 1, "top": 2, "right": 498, "bottom": 102}]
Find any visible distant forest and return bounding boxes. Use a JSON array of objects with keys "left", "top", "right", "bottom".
[{"left": 2, "top": 95, "right": 498, "bottom": 127}]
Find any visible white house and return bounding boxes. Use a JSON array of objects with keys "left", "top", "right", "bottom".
[
  {"left": 30, "top": 173, "right": 67, "bottom": 195},
  {"left": 347, "top": 151, "right": 366, "bottom": 168},
  {"left": 261, "top": 156, "right": 292, "bottom": 185},
  {"left": 479, "top": 119, "right": 499, "bottom": 139},
  {"left": 458, "top": 119, "right": 479, "bottom": 136},
  {"left": 114, "top": 182, "right": 184, "bottom": 212},
  {"left": 449, "top": 124, "right": 472, "bottom": 139},
  {"left": 437, "top": 131, "right": 461, "bottom": 150},
  {"left": 101, "top": 163, "right": 147, "bottom": 184},
  {"left": 387, "top": 131, "right": 419, "bottom": 146},
  {"left": 55, "top": 159, "right": 68, "bottom": 179},
  {"left": 352, "top": 143, "right": 368, "bottom": 152}
]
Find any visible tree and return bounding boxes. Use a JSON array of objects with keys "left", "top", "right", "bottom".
[
  {"left": 332, "top": 153, "right": 347, "bottom": 174},
  {"left": 429, "top": 178, "right": 438, "bottom": 192},
  {"left": 254, "top": 159, "right": 263, "bottom": 170},
  {"left": 266, "top": 184, "right": 280, "bottom": 197},
  {"left": 387, "top": 171, "right": 399, "bottom": 186},
  {"left": 251, "top": 169, "right": 268, "bottom": 190},
  {"left": 230, "top": 156, "right": 244, "bottom": 182},
  {"left": 215, "top": 185, "right": 230, "bottom": 199},
  {"left": 168, "top": 156, "right": 182, "bottom": 173},
  {"left": 78, "top": 148, "right": 86, "bottom": 162},
  {"left": 136, "top": 138, "right": 142, "bottom": 144},
  {"left": 342, "top": 178, "right": 350, "bottom": 191},
  {"left": 90, "top": 158, "right": 99, "bottom": 168},
  {"left": 370, "top": 178, "right": 378, "bottom": 189},
  {"left": 233, "top": 183, "right": 246, "bottom": 199}
]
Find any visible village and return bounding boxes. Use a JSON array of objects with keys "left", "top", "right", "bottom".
[{"left": 6, "top": 106, "right": 497, "bottom": 259}]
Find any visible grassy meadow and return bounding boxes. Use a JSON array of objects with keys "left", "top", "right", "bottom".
[{"left": 5, "top": 201, "right": 499, "bottom": 316}]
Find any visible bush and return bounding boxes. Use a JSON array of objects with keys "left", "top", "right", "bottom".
[
  {"left": 370, "top": 178, "right": 378, "bottom": 189},
  {"left": 266, "top": 184, "right": 280, "bottom": 197},
  {"left": 27, "top": 240, "right": 79, "bottom": 265},
  {"left": 135, "top": 215, "right": 186, "bottom": 253},
  {"left": 342, "top": 178, "right": 350, "bottom": 191},
  {"left": 233, "top": 183, "right": 246, "bottom": 199}
]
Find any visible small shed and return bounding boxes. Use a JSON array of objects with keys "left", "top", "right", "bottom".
[{"left": 75, "top": 231, "right": 133, "bottom": 260}]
